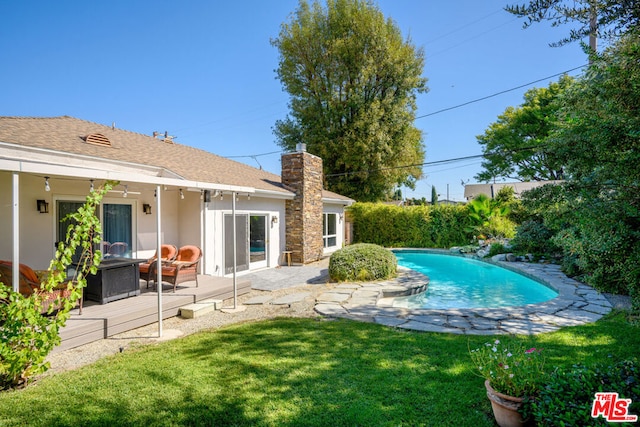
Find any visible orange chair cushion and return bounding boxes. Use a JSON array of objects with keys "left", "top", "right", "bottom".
[
  {"left": 175, "top": 246, "right": 201, "bottom": 263},
  {"left": 161, "top": 245, "right": 178, "bottom": 260}
]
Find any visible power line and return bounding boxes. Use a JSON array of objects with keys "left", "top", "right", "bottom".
[
  {"left": 325, "top": 154, "right": 486, "bottom": 178},
  {"left": 225, "top": 150, "right": 282, "bottom": 159},
  {"left": 325, "top": 145, "right": 543, "bottom": 179},
  {"left": 416, "top": 64, "right": 588, "bottom": 119}
]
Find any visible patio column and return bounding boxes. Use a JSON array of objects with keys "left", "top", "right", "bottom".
[
  {"left": 232, "top": 191, "right": 237, "bottom": 309},
  {"left": 12, "top": 172, "right": 19, "bottom": 292},
  {"left": 156, "top": 184, "right": 163, "bottom": 337}
]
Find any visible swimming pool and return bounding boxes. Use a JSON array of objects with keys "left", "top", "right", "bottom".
[{"left": 391, "top": 251, "right": 558, "bottom": 309}]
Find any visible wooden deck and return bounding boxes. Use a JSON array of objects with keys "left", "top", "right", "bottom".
[{"left": 55, "top": 275, "right": 251, "bottom": 352}]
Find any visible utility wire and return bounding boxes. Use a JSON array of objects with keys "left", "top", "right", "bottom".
[
  {"left": 225, "top": 150, "right": 282, "bottom": 159},
  {"left": 416, "top": 64, "right": 588, "bottom": 119},
  {"left": 325, "top": 145, "right": 544, "bottom": 179}
]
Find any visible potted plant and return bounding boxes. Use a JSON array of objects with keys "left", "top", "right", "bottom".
[{"left": 469, "top": 339, "right": 545, "bottom": 427}]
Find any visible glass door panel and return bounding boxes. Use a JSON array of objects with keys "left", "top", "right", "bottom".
[
  {"left": 103, "top": 204, "right": 132, "bottom": 258},
  {"left": 224, "top": 214, "right": 249, "bottom": 274},
  {"left": 250, "top": 215, "right": 267, "bottom": 264}
]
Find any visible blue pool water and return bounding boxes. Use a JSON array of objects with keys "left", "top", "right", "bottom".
[{"left": 392, "top": 251, "right": 558, "bottom": 309}]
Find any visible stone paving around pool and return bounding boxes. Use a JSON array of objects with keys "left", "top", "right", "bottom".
[{"left": 313, "top": 262, "right": 613, "bottom": 335}]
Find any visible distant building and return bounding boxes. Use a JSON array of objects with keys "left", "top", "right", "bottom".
[{"left": 464, "top": 181, "right": 563, "bottom": 200}]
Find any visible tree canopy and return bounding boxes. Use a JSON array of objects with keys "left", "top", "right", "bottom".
[
  {"left": 475, "top": 74, "right": 573, "bottom": 182},
  {"left": 271, "top": 0, "right": 427, "bottom": 201},
  {"left": 506, "top": 0, "right": 640, "bottom": 47}
]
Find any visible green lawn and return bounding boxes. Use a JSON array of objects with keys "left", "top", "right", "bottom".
[{"left": 0, "top": 311, "right": 637, "bottom": 426}]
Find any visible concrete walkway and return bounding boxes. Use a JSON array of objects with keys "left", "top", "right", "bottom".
[{"left": 244, "top": 258, "right": 619, "bottom": 335}]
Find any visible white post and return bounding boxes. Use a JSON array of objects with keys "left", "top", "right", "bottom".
[
  {"left": 232, "top": 191, "right": 237, "bottom": 309},
  {"left": 12, "top": 173, "right": 19, "bottom": 293},
  {"left": 156, "top": 184, "right": 163, "bottom": 337}
]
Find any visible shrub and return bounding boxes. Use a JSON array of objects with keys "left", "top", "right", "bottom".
[
  {"left": 512, "top": 220, "right": 559, "bottom": 258},
  {"left": 524, "top": 358, "right": 640, "bottom": 426},
  {"left": 487, "top": 242, "right": 507, "bottom": 258},
  {"left": 329, "top": 243, "right": 397, "bottom": 282}
]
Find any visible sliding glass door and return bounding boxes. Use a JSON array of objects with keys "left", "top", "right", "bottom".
[{"left": 224, "top": 213, "right": 269, "bottom": 274}]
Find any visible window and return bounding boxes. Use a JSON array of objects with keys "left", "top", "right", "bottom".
[{"left": 323, "top": 213, "right": 337, "bottom": 248}]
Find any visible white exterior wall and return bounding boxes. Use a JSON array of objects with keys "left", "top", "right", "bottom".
[
  {"left": 203, "top": 195, "right": 285, "bottom": 277},
  {"left": 0, "top": 172, "right": 181, "bottom": 270},
  {"left": 323, "top": 202, "right": 347, "bottom": 256}
]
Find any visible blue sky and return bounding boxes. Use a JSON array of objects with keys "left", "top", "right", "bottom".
[{"left": 0, "top": 1, "right": 588, "bottom": 201}]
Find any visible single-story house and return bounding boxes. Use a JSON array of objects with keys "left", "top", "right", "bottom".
[
  {"left": 463, "top": 181, "right": 564, "bottom": 201},
  {"left": 0, "top": 116, "right": 353, "bottom": 284}
]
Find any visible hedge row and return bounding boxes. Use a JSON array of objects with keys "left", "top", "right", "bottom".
[{"left": 347, "top": 202, "right": 473, "bottom": 248}]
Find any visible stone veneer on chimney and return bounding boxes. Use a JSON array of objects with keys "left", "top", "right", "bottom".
[{"left": 281, "top": 147, "right": 324, "bottom": 264}]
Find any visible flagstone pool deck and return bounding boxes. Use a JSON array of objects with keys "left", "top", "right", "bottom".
[{"left": 246, "top": 258, "right": 621, "bottom": 335}]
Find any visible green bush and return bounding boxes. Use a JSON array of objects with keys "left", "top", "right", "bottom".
[
  {"left": 524, "top": 358, "right": 640, "bottom": 426},
  {"left": 512, "top": 220, "right": 559, "bottom": 258},
  {"left": 329, "top": 244, "right": 397, "bottom": 282},
  {"left": 487, "top": 242, "right": 506, "bottom": 258}
]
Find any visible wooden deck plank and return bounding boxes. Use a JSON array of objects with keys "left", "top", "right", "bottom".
[{"left": 55, "top": 275, "right": 252, "bottom": 351}]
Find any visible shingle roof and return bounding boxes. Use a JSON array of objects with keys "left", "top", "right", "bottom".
[{"left": 0, "top": 116, "right": 351, "bottom": 202}]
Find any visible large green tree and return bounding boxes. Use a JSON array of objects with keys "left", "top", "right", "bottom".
[
  {"left": 271, "top": 0, "right": 427, "bottom": 201},
  {"left": 523, "top": 32, "right": 640, "bottom": 308},
  {"left": 475, "top": 75, "right": 573, "bottom": 182},
  {"left": 506, "top": 0, "right": 640, "bottom": 46}
]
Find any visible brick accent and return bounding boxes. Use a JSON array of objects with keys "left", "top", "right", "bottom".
[{"left": 281, "top": 149, "right": 324, "bottom": 264}]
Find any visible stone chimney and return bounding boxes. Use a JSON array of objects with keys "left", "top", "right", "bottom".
[{"left": 281, "top": 143, "right": 324, "bottom": 264}]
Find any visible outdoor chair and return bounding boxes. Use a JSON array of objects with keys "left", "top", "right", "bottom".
[
  {"left": 150, "top": 245, "right": 202, "bottom": 292},
  {"left": 0, "top": 261, "right": 82, "bottom": 314},
  {"left": 106, "top": 242, "right": 128, "bottom": 257},
  {"left": 140, "top": 244, "right": 178, "bottom": 287}
]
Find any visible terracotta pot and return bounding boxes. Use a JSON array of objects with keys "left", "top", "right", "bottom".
[{"left": 484, "top": 380, "right": 530, "bottom": 427}]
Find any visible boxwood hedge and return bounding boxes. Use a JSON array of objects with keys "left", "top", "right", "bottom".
[{"left": 329, "top": 243, "right": 397, "bottom": 282}]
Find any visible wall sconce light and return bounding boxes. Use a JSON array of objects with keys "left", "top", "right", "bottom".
[
  {"left": 271, "top": 216, "right": 278, "bottom": 226},
  {"left": 143, "top": 204, "right": 152, "bottom": 215},
  {"left": 37, "top": 199, "right": 49, "bottom": 214}
]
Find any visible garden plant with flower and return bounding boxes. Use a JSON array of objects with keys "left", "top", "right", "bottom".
[{"left": 469, "top": 339, "right": 546, "bottom": 397}]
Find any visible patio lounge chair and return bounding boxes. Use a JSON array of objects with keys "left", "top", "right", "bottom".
[
  {"left": 106, "top": 242, "right": 128, "bottom": 257},
  {"left": 139, "top": 244, "right": 178, "bottom": 287},
  {"left": 0, "top": 261, "right": 82, "bottom": 314},
  {"left": 150, "top": 245, "right": 202, "bottom": 293}
]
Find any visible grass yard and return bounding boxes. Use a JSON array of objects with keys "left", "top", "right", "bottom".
[{"left": 0, "top": 311, "right": 637, "bottom": 426}]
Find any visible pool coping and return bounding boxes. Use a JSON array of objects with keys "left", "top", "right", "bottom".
[{"left": 314, "top": 250, "right": 613, "bottom": 335}]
